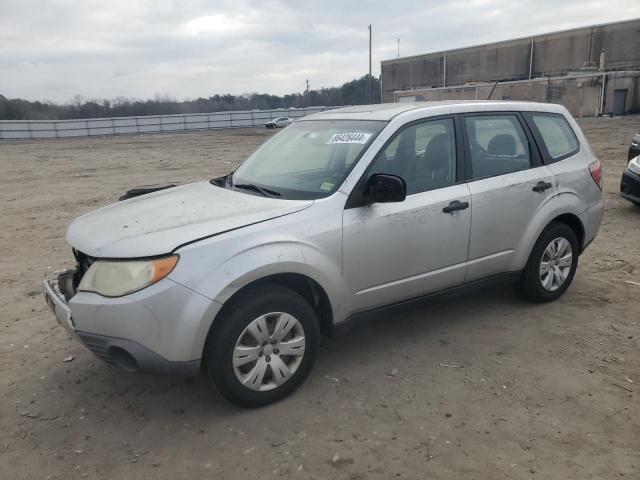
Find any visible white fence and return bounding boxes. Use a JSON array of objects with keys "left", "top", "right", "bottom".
[{"left": 0, "top": 106, "right": 334, "bottom": 140}]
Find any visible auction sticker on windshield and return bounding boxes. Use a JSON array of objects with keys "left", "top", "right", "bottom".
[{"left": 326, "top": 133, "right": 372, "bottom": 144}]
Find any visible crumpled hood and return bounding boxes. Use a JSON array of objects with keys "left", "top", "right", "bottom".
[{"left": 66, "top": 181, "right": 312, "bottom": 258}]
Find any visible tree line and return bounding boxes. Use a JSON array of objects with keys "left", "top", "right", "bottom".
[{"left": 0, "top": 75, "right": 380, "bottom": 120}]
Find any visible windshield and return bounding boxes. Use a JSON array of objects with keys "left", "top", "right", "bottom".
[{"left": 231, "top": 120, "right": 386, "bottom": 199}]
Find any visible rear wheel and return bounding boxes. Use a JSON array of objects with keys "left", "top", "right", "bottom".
[
  {"left": 516, "top": 222, "right": 579, "bottom": 303},
  {"left": 205, "top": 284, "right": 319, "bottom": 407}
]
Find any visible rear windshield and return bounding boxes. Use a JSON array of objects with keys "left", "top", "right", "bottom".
[{"left": 531, "top": 113, "right": 579, "bottom": 161}]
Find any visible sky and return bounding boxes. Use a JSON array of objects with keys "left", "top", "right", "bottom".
[{"left": 1, "top": 0, "right": 639, "bottom": 103}]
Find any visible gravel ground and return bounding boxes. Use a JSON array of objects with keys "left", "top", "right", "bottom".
[{"left": 0, "top": 116, "right": 639, "bottom": 480}]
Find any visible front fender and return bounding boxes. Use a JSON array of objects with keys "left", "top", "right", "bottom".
[
  {"left": 209, "top": 240, "right": 349, "bottom": 317},
  {"left": 172, "top": 238, "right": 351, "bottom": 347}
]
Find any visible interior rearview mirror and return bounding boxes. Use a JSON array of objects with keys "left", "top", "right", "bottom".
[{"left": 364, "top": 173, "right": 407, "bottom": 204}]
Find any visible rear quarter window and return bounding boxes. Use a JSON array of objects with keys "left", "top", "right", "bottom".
[{"left": 530, "top": 113, "right": 579, "bottom": 162}]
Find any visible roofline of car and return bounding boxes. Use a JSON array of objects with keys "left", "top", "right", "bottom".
[{"left": 299, "top": 101, "right": 567, "bottom": 123}]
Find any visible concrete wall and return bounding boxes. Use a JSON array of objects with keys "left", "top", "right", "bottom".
[
  {"left": 393, "top": 73, "right": 640, "bottom": 117},
  {"left": 382, "top": 18, "right": 640, "bottom": 102},
  {"left": 604, "top": 72, "right": 640, "bottom": 115}
]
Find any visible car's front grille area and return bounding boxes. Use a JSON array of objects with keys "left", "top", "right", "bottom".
[
  {"left": 77, "top": 332, "right": 114, "bottom": 365},
  {"left": 72, "top": 249, "right": 95, "bottom": 290},
  {"left": 56, "top": 269, "right": 77, "bottom": 302}
]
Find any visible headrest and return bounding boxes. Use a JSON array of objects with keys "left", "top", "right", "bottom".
[
  {"left": 425, "top": 133, "right": 451, "bottom": 170},
  {"left": 487, "top": 134, "right": 516, "bottom": 156}
]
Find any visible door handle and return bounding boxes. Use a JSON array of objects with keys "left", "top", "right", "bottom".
[
  {"left": 442, "top": 200, "right": 469, "bottom": 214},
  {"left": 532, "top": 181, "right": 552, "bottom": 192}
]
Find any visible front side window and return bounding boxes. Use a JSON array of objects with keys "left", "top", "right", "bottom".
[
  {"left": 368, "top": 118, "right": 457, "bottom": 195},
  {"left": 530, "top": 113, "right": 579, "bottom": 161},
  {"left": 464, "top": 115, "right": 531, "bottom": 180},
  {"left": 231, "top": 120, "right": 385, "bottom": 199}
]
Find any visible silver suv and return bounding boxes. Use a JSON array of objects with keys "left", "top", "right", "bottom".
[{"left": 44, "top": 101, "right": 603, "bottom": 406}]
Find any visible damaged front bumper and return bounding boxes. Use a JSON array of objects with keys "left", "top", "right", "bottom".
[
  {"left": 42, "top": 267, "right": 214, "bottom": 377},
  {"left": 43, "top": 269, "right": 79, "bottom": 339}
]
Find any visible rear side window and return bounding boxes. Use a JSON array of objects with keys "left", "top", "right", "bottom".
[
  {"left": 463, "top": 115, "right": 531, "bottom": 180},
  {"left": 530, "top": 113, "right": 579, "bottom": 161}
]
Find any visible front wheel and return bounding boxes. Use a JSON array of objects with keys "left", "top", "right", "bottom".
[
  {"left": 205, "top": 284, "right": 319, "bottom": 407},
  {"left": 515, "top": 222, "right": 579, "bottom": 303}
]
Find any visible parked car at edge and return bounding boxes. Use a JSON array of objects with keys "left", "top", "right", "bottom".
[
  {"left": 629, "top": 133, "right": 640, "bottom": 161},
  {"left": 265, "top": 117, "right": 292, "bottom": 128},
  {"left": 620, "top": 133, "right": 640, "bottom": 205},
  {"left": 44, "top": 101, "right": 603, "bottom": 407}
]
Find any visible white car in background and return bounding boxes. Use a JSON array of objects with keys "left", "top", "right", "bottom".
[{"left": 265, "top": 117, "right": 292, "bottom": 129}]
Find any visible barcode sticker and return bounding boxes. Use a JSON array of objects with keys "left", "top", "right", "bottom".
[{"left": 326, "top": 133, "right": 372, "bottom": 145}]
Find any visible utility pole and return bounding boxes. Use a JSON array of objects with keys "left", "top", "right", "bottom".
[
  {"left": 305, "top": 79, "right": 310, "bottom": 107},
  {"left": 397, "top": 38, "right": 400, "bottom": 58},
  {"left": 368, "top": 24, "right": 372, "bottom": 105}
]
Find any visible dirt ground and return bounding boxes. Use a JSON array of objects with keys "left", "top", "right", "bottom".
[{"left": 1, "top": 116, "right": 639, "bottom": 480}]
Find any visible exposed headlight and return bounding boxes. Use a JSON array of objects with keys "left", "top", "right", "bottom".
[
  {"left": 78, "top": 255, "right": 179, "bottom": 297},
  {"left": 628, "top": 156, "right": 640, "bottom": 176}
]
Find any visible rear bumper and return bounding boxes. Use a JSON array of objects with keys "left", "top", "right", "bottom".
[
  {"left": 620, "top": 169, "right": 640, "bottom": 204},
  {"left": 578, "top": 197, "right": 604, "bottom": 253}
]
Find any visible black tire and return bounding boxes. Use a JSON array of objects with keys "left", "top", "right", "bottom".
[
  {"left": 515, "top": 222, "right": 579, "bottom": 303},
  {"left": 205, "top": 284, "right": 319, "bottom": 407}
]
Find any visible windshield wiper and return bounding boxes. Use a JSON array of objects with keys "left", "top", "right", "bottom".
[{"left": 234, "top": 183, "right": 281, "bottom": 197}]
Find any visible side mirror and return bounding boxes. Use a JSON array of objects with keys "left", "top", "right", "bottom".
[{"left": 364, "top": 173, "right": 407, "bottom": 204}]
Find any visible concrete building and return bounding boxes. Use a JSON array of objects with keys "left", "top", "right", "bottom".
[{"left": 381, "top": 18, "right": 640, "bottom": 116}]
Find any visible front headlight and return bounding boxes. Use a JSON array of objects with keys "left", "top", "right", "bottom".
[
  {"left": 628, "top": 156, "right": 640, "bottom": 176},
  {"left": 78, "top": 255, "right": 179, "bottom": 297}
]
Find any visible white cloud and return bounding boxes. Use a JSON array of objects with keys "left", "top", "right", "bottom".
[{"left": 180, "top": 14, "right": 251, "bottom": 36}]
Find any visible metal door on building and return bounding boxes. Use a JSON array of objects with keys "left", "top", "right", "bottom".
[{"left": 613, "top": 89, "right": 627, "bottom": 116}]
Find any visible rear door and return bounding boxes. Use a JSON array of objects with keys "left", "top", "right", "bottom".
[{"left": 462, "top": 112, "right": 555, "bottom": 281}]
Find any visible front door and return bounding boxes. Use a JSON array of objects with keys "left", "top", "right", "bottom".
[{"left": 342, "top": 117, "right": 472, "bottom": 313}]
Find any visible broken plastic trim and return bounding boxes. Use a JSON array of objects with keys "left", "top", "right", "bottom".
[{"left": 118, "top": 184, "right": 178, "bottom": 201}]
